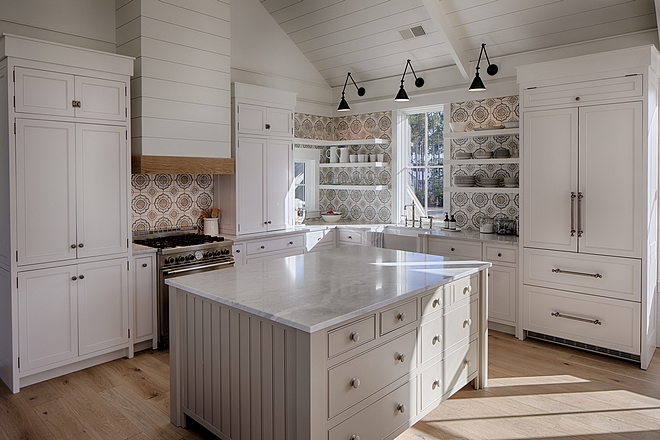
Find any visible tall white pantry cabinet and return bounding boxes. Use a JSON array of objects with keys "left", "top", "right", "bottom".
[
  {"left": 0, "top": 35, "right": 134, "bottom": 392},
  {"left": 518, "top": 46, "right": 659, "bottom": 369}
]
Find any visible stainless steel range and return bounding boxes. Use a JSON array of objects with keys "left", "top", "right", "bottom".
[{"left": 133, "top": 229, "right": 234, "bottom": 349}]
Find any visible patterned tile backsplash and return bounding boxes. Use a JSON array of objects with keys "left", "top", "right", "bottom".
[
  {"left": 449, "top": 95, "right": 520, "bottom": 230},
  {"left": 131, "top": 174, "right": 213, "bottom": 232},
  {"left": 295, "top": 111, "right": 393, "bottom": 223}
]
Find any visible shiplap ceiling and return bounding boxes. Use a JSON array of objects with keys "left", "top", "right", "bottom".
[{"left": 260, "top": 0, "right": 657, "bottom": 88}]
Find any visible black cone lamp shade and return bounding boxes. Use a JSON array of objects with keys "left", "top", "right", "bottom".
[
  {"left": 337, "top": 72, "right": 366, "bottom": 111},
  {"left": 394, "top": 59, "right": 424, "bottom": 102},
  {"left": 469, "top": 43, "right": 498, "bottom": 91}
]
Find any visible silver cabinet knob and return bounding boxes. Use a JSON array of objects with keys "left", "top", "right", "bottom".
[
  {"left": 350, "top": 378, "right": 360, "bottom": 389},
  {"left": 396, "top": 403, "right": 406, "bottom": 413},
  {"left": 463, "top": 318, "right": 472, "bottom": 328},
  {"left": 349, "top": 331, "right": 360, "bottom": 342},
  {"left": 395, "top": 353, "right": 405, "bottom": 363},
  {"left": 142, "top": 263, "right": 147, "bottom": 268},
  {"left": 464, "top": 358, "right": 472, "bottom": 367},
  {"left": 432, "top": 379, "right": 441, "bottom": 390},
  {"left": 396, "top": 312, "right": 406, "bottom": 322},
  {"left": 463, "top": 285, "right": 471, "bottom": 295},
  {"left": 432, "top": 298, "right": 441, "bottom": 308},
  {"left": 432, "top": 335, "right": 441, "bottom": 345},
  {"left": 350, "top": 436, "right": 360, "bottom": 440}
]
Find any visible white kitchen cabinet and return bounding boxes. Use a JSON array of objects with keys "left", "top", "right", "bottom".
[
  {"left": 518, "top": 46, "right": 658, "bottom": 368},
  {"left": 488, "top": 264, "right": 517, "bottom": 325},
  {"left": 232, "top": 243, "right": 245, "bottom": 266},
  {"left": 18, "top": 258, "right": 129, "bottom": 372},
  {"left": 15, "top": 67, "right": 127, "bottom": 121},
  {"left": 216, "top": 83, "right": 296, "bottom": 236},
  {"left": 240, "top": 232, "right": 305, "bottom": 265},
  {"left": 133, "top": 253, "right": 156, "bottom": 348},
  {"left": 305, "top": 228, "right": 336, "bottom": 253},
  {"left": 15, "top": 119, "right": 129, "bottom": 266}
]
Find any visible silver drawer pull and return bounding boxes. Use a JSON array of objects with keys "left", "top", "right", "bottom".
[
  {"left": 396, "top": 312, "right": 406, "bottom": 322},
  {"left": 350, "top": 378, "right": 360, "bottom": 389},
  {"left": 463, "top": 285, "right": 471, "bottom": 295},
  {"left": 432, "top": 379, "right": 441, "bottom": 390},
  {"left": 551, "top": 311, "right": 602, "bottom": 325},
  {"left": 570, "top": 192, "right": 576, "bottom": 237},
  {"left": 432, "top": 335, "right": 441, "bottom": 345},
  {"left": 349, "top": 331, "right": 360, "bottom": 342},
  {"left": 464, "top": 359, "right": 472, "bottom": 367},
  {"left": 463, "top": 318, "right": 472, "bottom": 328},
  {"left": 432, "top": 298, "right": 441, "bottom": 308},
  {"left": 395, "top": 352, "right": 405, "bottom": 363},
  {"left": 396, "top": 403, "right": 406, "bottom": 413},
  {"left": 552, "top": 268, "right": 602, "bottom": 278},
  {"left": 350, "top": 436, "right": 360, "bottom": 440}
]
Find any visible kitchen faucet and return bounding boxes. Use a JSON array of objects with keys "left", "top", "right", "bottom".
[{"left": 403, "top": 202, "right": 416, "bottom": 227}]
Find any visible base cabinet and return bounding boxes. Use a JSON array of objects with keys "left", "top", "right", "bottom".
[
  {"left": 133, "top": 253, "right": 156, "bottom": 348},
  {"left": 18, "top": 258, "right": 129, "bottom": 373}
]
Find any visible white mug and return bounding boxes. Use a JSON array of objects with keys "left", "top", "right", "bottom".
[
  {"left": 339, "top": 148, "right": 350, "bottom": 163},
  {"left": 369, "top": 153, "right": 377, "bottom": 162},
  {"left": 326, "top": 146, "right": 339, "bottom": 163},
  {"left": 377, "top": 153, "right": 385, "bottom": 162},
  {"left": 350, "top": 154, "right": 358, "bottom": 163},
  {"left": 358, "top": 154, "right": 366, "bottom": 162}
]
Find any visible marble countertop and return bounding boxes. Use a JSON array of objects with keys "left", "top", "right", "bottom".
[
  {"left": 132, "top": 243, "right": 157, "bottom": 255},
  {"left": 226, "top": 227, "right": 309, "bottom": 244},
  {"left": 166, "top": 247, "right": 490, "bottom": 333}
]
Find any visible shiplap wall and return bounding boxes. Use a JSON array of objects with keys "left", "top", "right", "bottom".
[{"left": 116, "top": 0, "right": 231, "bottom": 158}]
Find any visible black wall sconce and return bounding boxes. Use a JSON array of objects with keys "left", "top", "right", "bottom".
[
  {"left": 469, "top": 43, "right": 498, "bottom": 91},
  {"left": 338, "top": 72, "right": 365, "bottom": 111},
  {"left": 394, "top": 59, "right": 424, "bottom": 102}
]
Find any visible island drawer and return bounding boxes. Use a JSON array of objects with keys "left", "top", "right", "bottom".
[
  {"left": 420, "top": 358, "right": 444, "bottom": 411},
  {"left": 444, "top": 297, "right": 478, "bottom": 352},
  {"left": 329, "top": 378, "right": 416, "bottom": 440},
  {"left": 484, "top": 244, "right": 517, "bottom": 265},
  {"left": 420, "top": 314, "right": 444, "bottom": 364},
  {"left": 444, "top": 338, "right": 478, "bottom": 396},
  {"left": 446, "top": 275, "right": 478, "bottom": 309},
  {"left": 327, "top": 315, "right": 376, "bottom": 359},
  {"left": 328, "top": 330, "right": 417, "bottom": 418},
  {"left": 380, "top": 299, "right": 418, "bottom": 335},
  {"left": 523, "top": 248, "right": 641, "bottom": 302},
  {"left": 420, "top": 286, "right": 447, "bottom": 317},
  {"left": 338, "top": 229, "right": 363, "bottom": 245},
  {"left": 427, "top": 239, "right": 482, "bottom": 260},
  {"left": 245, "top": 234, "right": 304, "bottom": 256}
]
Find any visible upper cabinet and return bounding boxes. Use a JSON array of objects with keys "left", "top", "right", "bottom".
[
  {"left": 237, "top": 103, "right": 293, "bottom": 137},
  {"left": 14, "top": 67, "right": 127, "bottom": 122}
]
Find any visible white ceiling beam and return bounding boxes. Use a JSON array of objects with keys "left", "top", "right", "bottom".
[{"left": 420, "top": 0, "right": 471, "bottom": 81}]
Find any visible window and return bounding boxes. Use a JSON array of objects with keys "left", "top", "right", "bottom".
[
  {"left": 293, "top": 148, "right": 320, "bottom": 220},
  {"left": 400, "top": 109, "right": 444, "bottom": 221}
]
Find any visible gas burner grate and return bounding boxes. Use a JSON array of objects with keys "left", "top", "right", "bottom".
[{"left": 134, "top": 234, "right": 225, "bottom": 249}]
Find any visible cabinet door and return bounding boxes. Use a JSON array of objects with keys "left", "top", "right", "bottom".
[
  {"left": 18, "top": 266, "right": 78, "bottom": 371},
  {"left": 76, "top": 124, "right": 129, "bottom": 258},
  {"left": 578, "top": 102, "right": 642, "bottom": 258},
  {"left": 236, "top": 104, "right": 266, "bottom": 135},
  {"left": 265, "top": 139, "right": 292, "bottom": 231},
  {"left": 14, "top": 67, "right": 75, "bottom": 117},
  {"left": 488, "top": 264, "right": 517, "bottom": 325},
  {"left": 133, "top": 254, "right": 156, "bottom": 344},
  {"left": 15, "top": 119, "right": 77, "bottom": 265},
  {"left": 266, "top": 107, "right": 292, "bottom": 136},
  {"left": 236, "top": 138, "right": 267, "bottom": 234},
  {"left": 523, "top": 107, "right": 578, "bottom": 252},
  {"left": 232, "top": 244, "right": 245, "bottom": 266},
  {"left": 78, "top": 258, "right": 129, "bottom": 355},
  {"left": 74, "top": 76, "right": 127, "bottom": 121}
]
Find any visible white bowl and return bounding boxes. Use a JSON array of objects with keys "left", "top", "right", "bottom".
[
  {"left": 450, "top": 122, "right": 468, "bottom": 132},
  {"left": 321, "top": 213, "right": 342, "bottom": 223}
]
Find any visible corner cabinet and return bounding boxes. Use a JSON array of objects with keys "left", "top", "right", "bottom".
[
  {"left": 216, "top": 83, "right": 296, "bottom": 235},
  {"left": 0, "top": 35, "right": 134, "bottom": 393},
  {"left": 518, "top": 45, "right": 659, "bottom": 369}
]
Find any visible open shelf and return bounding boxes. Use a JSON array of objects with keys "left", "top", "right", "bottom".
[
  {"left": 319, "top": 184, "right": 387, "bottom": 190},
  {"left": 446, "top": 186, "right": 519, "bottom": 193},
  {"left": 319, "top": 162, "right": 387, "bottom": 168},
  {"left": 444, "top": 128, "right": 519, "bottom": 139},
  {"left": 294, "top": 138, "right": 388, "bottom": 146},
  {"left": 446, "top": 158, "right": 519, "bottom": 165}
]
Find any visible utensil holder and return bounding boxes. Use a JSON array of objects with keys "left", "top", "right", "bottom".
[{"left": 203, "top": 217, "right": 219, "bottom": 236}]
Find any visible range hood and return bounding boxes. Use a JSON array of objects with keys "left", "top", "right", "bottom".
[{"left": 131, "top": 156, "right": 234, "bottom": 175}]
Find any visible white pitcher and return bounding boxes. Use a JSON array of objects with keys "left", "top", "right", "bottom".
[
  {"left": 339, "top": 147, "right": 350, "bottom": 163},
  {"left": 326, "top": 146, "right": 339, "bottom": 163}
]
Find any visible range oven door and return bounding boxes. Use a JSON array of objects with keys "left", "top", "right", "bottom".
[{"left": 158, "top": 260, "right": 233, "bottom": 349}]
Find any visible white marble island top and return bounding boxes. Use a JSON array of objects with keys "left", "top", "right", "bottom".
[{"left": 166, "top": 247, "right": 490, "bottom": 333}]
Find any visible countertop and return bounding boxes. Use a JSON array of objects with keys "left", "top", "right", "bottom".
[
  {"left": 224, "top": 227, "right": 309, "bottom": 244},
  {"left": 166, "top": 246, "right": 490, "bottom": 333},
  {"left": 132, "top": 243, "right": 157, "bottom": 255}
]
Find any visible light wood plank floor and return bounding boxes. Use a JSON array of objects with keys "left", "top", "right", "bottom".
[{"left": 1, "top": 331, "right": 659, "bottom": 439}]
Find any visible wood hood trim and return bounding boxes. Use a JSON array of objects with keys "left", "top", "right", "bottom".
[{"left": 132, "top": 156, "right": 234, "bottom": 174}]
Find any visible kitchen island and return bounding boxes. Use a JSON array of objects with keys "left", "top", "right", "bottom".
[{"left": 167, "top": 247, "right": 489, "bottom": 440}]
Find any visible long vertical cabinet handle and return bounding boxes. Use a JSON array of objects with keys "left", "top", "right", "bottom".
[
  {"left": 570, "top": 192, "right": 576, "bottom": 237},
  {"left": 577, "top": 192, "right": 584, "bottom": 238}
]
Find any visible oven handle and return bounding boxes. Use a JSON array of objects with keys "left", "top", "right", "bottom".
[{"left": 163, "top": 261, "right": 234, "bottom": 275}]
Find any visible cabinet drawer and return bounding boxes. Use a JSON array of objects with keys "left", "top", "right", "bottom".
[
  {"left": 523, "top": 248, "right": 641, "bottom": 302},
  {"left": 245, "top": 234, "right": 304, "bottom": 256},
  {"left": 523, "top": 75, "right": 642, "bottom": 108},
  {"left": 420, "top": 315, "right": 444, "bottom": 364},
  {"left": 380, "top": 299, "right": 418, "bottom": 335},
  {"left": 444, "top": 338, "right": 478, "bottom": 396},
  {"left": 306, "top": 229, "right": 334, "bottom": 252},
  {"left": 329, "top": 378, "right": 416, "bottom": 440},
  {"left": 444, "top": 298, "right": 478, "bottom": 352},
  {"left": 428, "top": 239, "right": 482, "bottom": 259},
  {"left": 523, "top": 285, "right": 640, "bottom": 355},
  {"left": 420, "top": 286, "right": 447, "bottom": 317},
  {"left": 328, "top": 330, "right": 417, "bottom": 418},
  {"left": 484, "top": 244, "right": 517, "bottom": 265},
  {"left": 445, "top": 275, "right": 477, "bottom": 308},
  {"left": 328, "top": 315, "right": 376, "bottom": 359},
  {"left": 420, "top": 359, "right": 443, "bottom": 411},
  {"left": 338, "top": 229, "right": 363, "bottom": 245}
]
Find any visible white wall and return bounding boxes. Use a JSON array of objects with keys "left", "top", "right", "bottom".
[
  {"left": 0, "top": 0, "right": 116, "bottom": 52},
  {"left": 230, "top": 0, "right": 332, "bottom": 116}
]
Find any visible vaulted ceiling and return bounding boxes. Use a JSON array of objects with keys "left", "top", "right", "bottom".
[{"left": 260, "top": 0, "right": 658, "bottom": 89}]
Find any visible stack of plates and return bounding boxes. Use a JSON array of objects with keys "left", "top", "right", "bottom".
[
  {"left": 473, "top": 150, "right": 493, "bottom": 159},
  {"left": 454, "top": 151, "right": 472, "bottom": 160},
  {"left": 493, "top": 148, "right": 510, "bottom": 158},
  {"left": 503, "top": 177, "right": 518, "bottom": 188},
  {"left": 453, "top": 175, "right": 476, "bottom": 187},
  {"left": 480, "top": 177, "right": 500, "bottom": 187}
]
